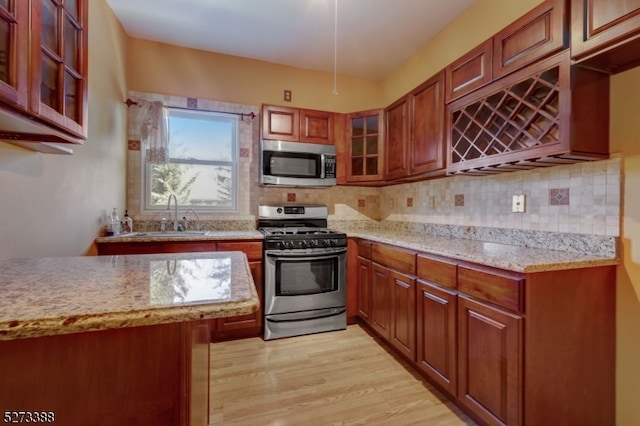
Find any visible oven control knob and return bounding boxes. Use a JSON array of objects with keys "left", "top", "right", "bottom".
[
  {"left": 322, "top": 239, "right": 329, "bottom": 246},
  {"left": 276, "top": 207, "right": 283, "bottom": 214},
  {"left": 299, "top": 240, "right": 307, "bottom": 248},
  {"left": 330, "top": 239, "right": 337, "bottom": 246}
]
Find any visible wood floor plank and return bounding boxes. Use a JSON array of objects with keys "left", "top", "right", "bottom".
[{"left": 209, "top": 325, "right": 476, "bottom": 426}]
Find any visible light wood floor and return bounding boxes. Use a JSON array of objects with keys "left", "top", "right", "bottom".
[{"left": 209, "top": 324, "right": 477, "bottom": 426}]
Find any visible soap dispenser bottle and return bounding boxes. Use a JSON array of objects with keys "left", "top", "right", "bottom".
[
  {"left": 123, "top": 210, "right": 133, "bottom": 233},
  {"left": 110, "top": 208, "right": 120, "bottom": 236}
]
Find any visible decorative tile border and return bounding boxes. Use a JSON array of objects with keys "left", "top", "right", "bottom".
[
  {"left": 550, "top": 188, "right": 570, "bottom": 205},
  {"left": 128, "top": 139, "right": 140, "bottom": 151}
]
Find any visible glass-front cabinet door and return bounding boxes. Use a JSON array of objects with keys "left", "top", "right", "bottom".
[
  {"left": 346, "top": 109, "right": 384, "bottom": 183},
  {"left": 0, "top": 0, "right": 27, "bottom": 108},
  {"left": 30, "top": 0, "right": 88, "bottom": 138}
]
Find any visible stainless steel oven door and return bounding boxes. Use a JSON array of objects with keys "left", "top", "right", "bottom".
[{"left": 264, "top": 246, "right": 346, "bottom": 316}]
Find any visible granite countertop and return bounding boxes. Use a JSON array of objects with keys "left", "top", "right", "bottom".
[
  {"left": 95, "top": 230, "right": 264, "bottom": 243},
  {"left": 345, "top": 229, "right": 618, "bottom": 273},
  {"left": 0, "top": 252, "right": 259, "bottom": 341}
]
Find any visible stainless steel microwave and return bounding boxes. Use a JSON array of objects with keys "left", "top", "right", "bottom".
[{"left": 260, "top": 140, "right": 337, "bottom": 187}]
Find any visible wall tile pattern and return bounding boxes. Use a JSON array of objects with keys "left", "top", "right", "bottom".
[
  {"left": 379, "top": 157, "right": 621, "bottom": 236},
  {"left": 124, "top": 92, "right": 620, "bottom": 241}
]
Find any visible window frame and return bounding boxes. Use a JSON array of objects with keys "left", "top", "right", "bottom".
[{"left": 141, "top": 107, "right": 239, "bottom": 213}]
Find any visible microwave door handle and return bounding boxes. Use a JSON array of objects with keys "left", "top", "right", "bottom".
[{"left": 320, "top": 154, "right": 326, "bottom": 179}]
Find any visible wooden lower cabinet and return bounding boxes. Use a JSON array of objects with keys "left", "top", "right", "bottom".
[
  {"left": 458, "top": 295, "right": 523, "bottom": 426},
  {"left": 369, "top": 262, "right": 417, "bottom": 360},
  {"left": 357, "top": 256, "right": 372, "bottom": 322},
  {"left": 351, "top": 239, "right": 615, "bottom": 426},
  {"left": 389, "top": 270, "right": 416, "bottom": 360},
  {"left": 213, "top": 241, "right": 263, "bottom": 342},
  {"left": 370, "top": 263, "right": 392, "bottom": 340},
  {"left": 215, "top": 260, "right": 263, "bottom": 337},
  {"left": 416, "top": 279, "right": 457, "bottom": 396},
  {"left": 0, "top": 321, "right": 210, "bottom": 426}
]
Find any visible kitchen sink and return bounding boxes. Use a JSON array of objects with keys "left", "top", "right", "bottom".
[{"left": 120, "top": 231, "right": 212, "bottom": 237}]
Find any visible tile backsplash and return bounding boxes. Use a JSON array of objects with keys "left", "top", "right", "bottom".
[
  {"left": 378, "top": 157, "right": 621, "bottom": 236},
  {"left": 125, "top": 92, "right": 620, "bottom": 237}
]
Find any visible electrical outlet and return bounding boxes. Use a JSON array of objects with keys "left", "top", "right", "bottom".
[
  {"left": 512, "top": 195, "right": 525, "bottom": 213},
  {"left": 428, "top": 196, "right": 435, "bottom": 210},
  {"left": 389, "top": 199, "right": 395, "bottom": 209}
]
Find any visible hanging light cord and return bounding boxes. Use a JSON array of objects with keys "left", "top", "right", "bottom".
[{"left": 333, "top": 0, "right": 339, "bottom": 95}]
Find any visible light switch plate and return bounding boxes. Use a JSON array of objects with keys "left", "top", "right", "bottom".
[{"left": 512, "top": 194, "right": 525, "bottom": 213}]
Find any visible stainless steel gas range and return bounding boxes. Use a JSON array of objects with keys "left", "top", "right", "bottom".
[{"left": 258, "top": 204, "right": 347, "bottom": 340}]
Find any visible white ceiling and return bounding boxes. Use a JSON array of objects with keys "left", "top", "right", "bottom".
[{"left": 105, "top": 0, "right": 476, "bottom": 81}]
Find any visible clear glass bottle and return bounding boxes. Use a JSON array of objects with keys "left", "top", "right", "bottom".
[{"left": 110, "top": 208, "right": 120, "bottom": 236}]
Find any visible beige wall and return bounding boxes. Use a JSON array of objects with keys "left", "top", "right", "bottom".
[
  {"left": 381, "top": 0, "right": 544, "bottom": 103},
  {"left": 610, "top": 67, "right": 640, "bottom": 425},
  {"left": 0, "top": 0, "right": 128, "bottom": 258},
  {"left": 126, "top": 38, "right": 382, "bottom": 113}
]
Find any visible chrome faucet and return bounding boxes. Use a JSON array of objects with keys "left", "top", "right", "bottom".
[
  {"left": 184, "top": 208, "right": 201, "bottom": 231},
  {"left": 167, "top": 194, "right": 178, "bottom": 231}
]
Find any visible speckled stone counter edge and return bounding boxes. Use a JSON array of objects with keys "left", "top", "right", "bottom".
[
  {"left": 330, "top": 220, "right": 618, "bottom": 258},
  {"left": 0, "top": 253, "right": 259, "bottom": 341},
  {"left": 0, "top": 299, "right": 259, "bottom": 341}
]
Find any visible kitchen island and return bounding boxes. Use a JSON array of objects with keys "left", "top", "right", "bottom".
[{"left": 0, "top": 252, "right": 259, "bottom": 426}]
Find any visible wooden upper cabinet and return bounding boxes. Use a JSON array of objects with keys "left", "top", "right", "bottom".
[
  {"left": 261, "top": 104, "right": 300, "bottom": 141},
  {"left": 0, "top": 1, "right": 28, "bottom": 109},
  {"left": 30, "top": 0, "right": 89, "bottom": 139},
  {"left": 445, "top": 39, "right": 493, "bottom": 103},
  {"left": 409, "top": 71, "right": 445, "bottom": 175},
  {"left": 300, "top": 108, "right": 333, "bottom": 144},
  {"left": 447, "top": 50, "right": 609, "bottom": 176},
  {"left": 571, "top": 0, "right": 640, "bottom": 73},
  {"left": 493, "top": 0, "right": 567, "bottom": 79},
  {"left": 262, "top": 104, "right": 335, "bottom": 144},
  {"left": 445, "top": 0, "right": 566, "bottom": 103},
  {"left": 0, "top": 0, "right": 87, "bottom": 147},
  {"left": 345, "top": 109, "right": 384, "bottom": 182},
  {"left": 384, "top": 97, "right": 409, "bottom": 180},
  {"left": 383, "top": 71, "right": 446, "bottom": 182}
]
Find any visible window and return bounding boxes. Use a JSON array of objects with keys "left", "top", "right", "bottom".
[{"left": 143, "top": 108, "right": 238, "bottom": 212}]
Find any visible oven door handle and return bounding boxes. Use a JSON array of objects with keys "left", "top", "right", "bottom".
[
  {"left": 265, "top": 248, "right": 346, "bottom": 259},
  {"left": 266, "top": 307, "right": 346, "bottom": 323}
]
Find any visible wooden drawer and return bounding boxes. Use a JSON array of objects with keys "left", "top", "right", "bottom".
[
  {"left": 217, "top": 241, "right": 263, "bottom": 261},
  {"left": 96, "top": 241, "right": 164, "bottom": 255},
  {"left": 458, "top": 265, "right": 524, "bottom": 313},
  {"left": 493, "top": 0, "right": 566, "bottom": 79},
  {"left": 372, "top": 243, "right": 416, "bottom": 275},
  {"left": 163, "top": 241, "right": 216, "bottom": 253},
  {"left": 416, "top": 254, "right": 457, "bottom": 289},
  {"left": 445, "top": 38, "right": 492, "bottom": 102},
  {"left": 357, "top": 240, "right": 372, "bottom": 259}
]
